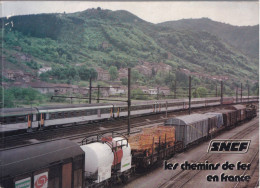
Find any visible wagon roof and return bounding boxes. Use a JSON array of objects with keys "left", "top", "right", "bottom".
[
  {"left": 214, "top": 109, "right": 236, "bottom": 114},
  {"left": 227, "top": 104, "right": 246, "bottom": 110},
  {"left": 0, "top": 139, "right": 84, "bottom": 178},
  {"left": 165, "top": 113, "right": 209, "bottom": 125},
  {"left": 205, "top": 112, "right": 223, "bottom": 117}
]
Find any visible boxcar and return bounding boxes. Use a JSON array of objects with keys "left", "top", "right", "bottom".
[
  {"left": 0, "top": 140, "right": 84, "bottom": 188},
  {"left": 226, "top": 105, "right": 246, "bottom": 122},
  {"left": 164, "top": 114, "right": 210, "bottom": 148},
  {"left": 205, "top": 113, "right": 224, "bottom": 128},
  {"left": 215, "top": 109, "right": 237, "bottom": 127}
]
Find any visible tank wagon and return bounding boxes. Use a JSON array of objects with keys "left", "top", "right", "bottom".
[{"left": 81, "top": 132, "right": 132, "bottom": 187}]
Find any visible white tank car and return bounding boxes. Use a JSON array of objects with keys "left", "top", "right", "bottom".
[
  {"left": 112, "top": 137, "right": 132, "bottom": 172},
  {"left": 80, "top": 142, "right": 114, "bottom": 183}
]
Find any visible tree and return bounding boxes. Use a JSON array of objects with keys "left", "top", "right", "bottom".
[
  {"left": 131, "top": 89, "right": 148, "bottom": 100},
  {"left": 109, "top": 66, "right": 118, "bottom": 81},
  {"left": 89, "top": 68, "right": 98, "bottom": 80},
  {"left": 131, "top": 70, "right": 141, "bottom": 83},
  {"left": 120, "top": 78, "right": 128, "bottom": 85},
  {"left": 196, "top": 87, "right": 208, "bottom": 98},
  {"left": 78, "top": 66, "right": 90, "bottom": 81}
]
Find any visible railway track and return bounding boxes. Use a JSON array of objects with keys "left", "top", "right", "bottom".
[
  {"left": 158, "top": 117, "right": 259, "bottom": 188},
  {"left": 1, "top": 105, "right": 225, "bottom": 150},
  {"left": 233, "top": 151, "right": 259, "bottom": 188}
]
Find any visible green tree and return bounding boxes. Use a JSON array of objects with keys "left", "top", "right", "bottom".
[
  {"left": 196, "top": 87, "right": 208, "bottom": 98},
  {"left": 0, "top": 88, "right": 15, "bottom": 108},
  {"left": 109, "top": 66, "right": 118, "bottom": 81},
  {"left": 131, "top": 70, "right": 141, "bottom": 83},
  {"left": 121, "top": 78, "right": 128, "bottom": 85},
  {"left": 131, "top": 89, "right": 148, "bottom": 100}
]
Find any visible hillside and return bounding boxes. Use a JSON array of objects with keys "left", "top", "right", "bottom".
[
  {"left": 158, "top": 18, "right": 259, "bottom": 58},
  {"left": 1, "top": 9, "right": 258, "bottom": 91}
]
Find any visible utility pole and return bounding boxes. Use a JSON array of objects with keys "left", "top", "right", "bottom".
[
  {"left": 189, "top": 76, "right": 191, "bottom": 115},
  {"left": 236, "top": 86, "right": 238, "bottom": 103},
  {"left": 174, "top": 79, "right": 177, "bottom": 99},
  {"left": 89, "top": 77, "right": 92, "bottom": 104},
  {"left": 97, "top": 85, "right": 100, "bottom": 103},
  {"left": 157, "top": 87, "right": 159, "bottom": 100},
  {"left": 248, "top": 84, "right": 249, "bottom": 102},
  {"left": 127, "top": 68, "right": 131, "bottom": 135},
  {"left": 241, "top": 83, "right": 242, "bottom": 103},
  {"left": 221, "top": 81, "right": 223, "bottom": 105}
]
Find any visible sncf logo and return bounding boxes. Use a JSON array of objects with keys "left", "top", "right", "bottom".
[{"left": 208, "top": 140, "right": 250, "bottom": 154}]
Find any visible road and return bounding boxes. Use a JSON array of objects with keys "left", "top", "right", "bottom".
[{"left": 124, "top": 116, "right": 259, "bottom": 188}]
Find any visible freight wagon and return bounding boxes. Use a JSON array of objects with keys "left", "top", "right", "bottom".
[
  {"left": 226, "top": 104, "right": 247, "bottom": 122},
  {"left": 215, "top": 109, "right": 238, "bottom": 127},
  {"left": 164, "top": 114, "right": 213, "bottom": 148},
  {"left": 129, "top": 126, "right": 178, "bottom": 168},
  {"left": 0, "top": 140, "right": 85, "bottom": 188}
]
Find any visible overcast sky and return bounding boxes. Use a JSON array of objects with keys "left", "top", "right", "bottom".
[{"left": 1, "top": 1, "right": 259, "bottom": 26}]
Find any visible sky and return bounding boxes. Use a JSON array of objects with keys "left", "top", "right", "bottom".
[{"left": 0, "top": 1, "right": 259, "bottom": 26}]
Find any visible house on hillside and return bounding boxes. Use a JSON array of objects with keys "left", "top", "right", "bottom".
[
  {"left": 159, "top": 86, "right": 171, "bottom": 95},
  {"left": 118, "top": 68, "right": 128, "bottom": 80},
  {"left": 154, "top": 62, "right": 172, "bottom": 73},
  {"left": 101, "top": 41, "right": 111, "bottom": 49},
  {"left": 109, "top": 85, "right": 127, "bottom": 95},
  {"left": 148, "top": 88, "right": 158, "bottom": 95},
  {"left": 38, "top": 67, "right": 52, "bottom": 75},
  {"left": 29, "top": 82, "right": 57, "bottom": 94},
  {"left": 96, "top": 67, "right": 110, "bottom": 81},
  {"left": 6, "top": 70, "right": 24, "bottom": 80}
]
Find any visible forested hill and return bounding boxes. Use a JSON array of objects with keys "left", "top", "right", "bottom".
[
  {"left": 158, "top": 18, "right": 259, "bottom": 58},
  {"left": 1, "top": 8, "right": 258, "bottom": 88}
]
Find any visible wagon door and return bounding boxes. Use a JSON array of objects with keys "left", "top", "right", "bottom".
[{"left": 62, "top": 163, "right": 72, "bottom": 188}]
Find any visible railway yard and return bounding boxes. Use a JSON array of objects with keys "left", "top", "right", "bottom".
[
  {"left": 0, "top": 98, "right": 259, "bottom": 188},
  {"left": 124, "top": 115, "right": 259, "bottom": 188}
]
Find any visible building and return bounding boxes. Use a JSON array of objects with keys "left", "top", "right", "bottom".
[
  {"left": 148, "top": 88, "right": 158, "bottom": 95},
  {"left": 38, "top": 67, "right": 52, "bottom": 75},
  {"left": 101, "top": 41, "right": 111, "bottom": 49},
  {"left": 118, "top": 68, "right": 128, "bottom": 80},
  {"left": 159, "top": 86, "right": 171, "bottom": 95},
  {"left": 29, "top": 82, "right": 57, "bottom": 94},
  {"left": 109, "top": 85, "right": 127, "bottom": 95},
  {"left": 96, "top": 67, "right": 110, "bottom": 81}
]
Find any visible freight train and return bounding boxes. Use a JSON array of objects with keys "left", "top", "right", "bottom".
[{"left": 0, "top": 104, "right": 257, "bottom": 188}]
